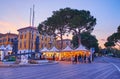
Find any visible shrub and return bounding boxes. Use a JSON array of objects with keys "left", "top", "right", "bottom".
[{"left": 28, "top": 60, "right": 38, "bottom": 64}]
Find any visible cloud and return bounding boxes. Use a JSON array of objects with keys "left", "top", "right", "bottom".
[{"left": 0, "top": 21, "right": 22, "bottom": 34}]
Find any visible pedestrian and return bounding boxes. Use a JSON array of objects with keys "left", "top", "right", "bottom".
[
  {"left": 88, "top": 56, "right": 91, "bottom": 63},
  {"left": 78, "top": 54, "right": 82, "bottom": 63},
  {"left": 74, "top": 55, "right": 77, "bottom": 64},
  {"left": 53, "top": 54, "right": 55, "bottom": 61},
  {"left": 84, "top": 54, "right": 86, "bottom": 63},
  {"left": 71, "top": 56, "right": 75, "bottom": 64}
]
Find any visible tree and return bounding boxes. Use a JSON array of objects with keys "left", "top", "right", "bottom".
[
  {"left": 12, "top": 38, "right": 18, "bottom": 54},
  {"left": 106, "top": 25, "right": 120, "bottom": 49},
  {"left": 71, "top": 35, "right": 79, "bottom": 48},
  {"left": 117, "top": 25, "right": 120, "bottom": 32},
  {"left": 104, "top": 41, "right": 115, "bottom": 48},
  {"left": 38, "top": 7, "right": 96, "bottom": 49},
  {"left": 72, "top": 32, "right": 99, "bottom": 52},
  {"left": 104, "top": 41, "right": 115, "bottom": 55},
  {"left": 69, "top": 10, "right": 96, "bottom": 34}
]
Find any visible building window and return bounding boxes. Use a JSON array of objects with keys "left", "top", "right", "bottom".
[
  {"left": 20, "top": 42, "right": 22, "bottom": 48},
  {"left": 42, "top": 36, "right": 44, "bottom": 40},
  {"left": 24, "top": 41, "right": 26, "bottom": 48},
  {"left": 3, "top": 38, "right": 7, "bottom": 42},
  {"left": 41, "top": 43, "right": 43, "bottom": 48},
  {"left": 24, "top": 33, "right": 26, "bottom": 39},
  {"left": 8, "top": 38, "right": 11, "bottom": 42},
  {"left": 20, "top": 35, "right": 23, "bottom": 39},
  {"left": 0, "top": 40, "right": 1, "bottom": 43},
  {"left": 32, "top": 34, "right": 34, "bottom": 39},
  {"left": 45, "top": 37, "right": 47, "bottom": 41}
]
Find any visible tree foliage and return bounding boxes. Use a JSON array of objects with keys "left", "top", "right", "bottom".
[
  {"left": 105, "top": 25, "right": 120, "bottom": 48},
  {"left": 104, "top": 41, "right": 115, "bottom": 47},
  {"left": 72, "top": 32, "right": 99, "bottom": 52},
  {"left": 38, "top": 7, "right": 96, "bottom": 49}
]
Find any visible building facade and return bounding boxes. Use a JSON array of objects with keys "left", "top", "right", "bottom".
[
  {"left": 17, "top": 26, "right": 56, "bottom": 55},
  {"left": 0, "top": 33, "right": 18, "bottom": 46},
  {"left": 0, "top": 33, "right": 18, "bottom": 60}
]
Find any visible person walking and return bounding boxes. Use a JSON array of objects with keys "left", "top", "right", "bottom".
[
  {"left": 88, "top": 56, "right": 91, "bottom": 63},
  {"left": 84, "top": 54, "right": 86, "bottom": 63},
  {"left": 78, "top": 54, "right": 82, "bottom": 63},
  {"left": 74, "top": 55, "right": 77, "bottom": 64},
  {"left": 71, "top": 56, "right": 75, "bottom": 64}
]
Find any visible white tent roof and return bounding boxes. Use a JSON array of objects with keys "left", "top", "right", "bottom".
[
  {"left": 6, "top": 44, "right": 12, "bottom": 51},
  {"left": 49, "top": 46, "right": 59, "bottom": 52},
  {"left": 62, "top": 45, "right": 73, "bottom": 51},
  {"left": 75, "top": 45, "right": 87, "bottom": 51},
  {"left": 0, "top": 45, "right": 6, "bottom": 50},
  {"left": 41, "top": 47, "right": 49, "bottom": 52}
]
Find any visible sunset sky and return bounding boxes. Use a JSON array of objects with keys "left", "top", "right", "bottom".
[{"left": 0, "top": 0, "right": 120, "bottom": 48}]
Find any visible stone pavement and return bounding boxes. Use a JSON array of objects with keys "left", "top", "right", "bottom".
[
  {"left": 0, "top": 61, "right": 58, "bottom": 68},
  {"left": 0, "top": 57, "right": 120, "bottom": 79}
]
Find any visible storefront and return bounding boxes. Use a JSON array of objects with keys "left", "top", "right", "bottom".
[
  {"left": 42, "top": 46, "right": 60, "bottom": 60},
  {"left": 60, "top": 45, "right": 90, "bottom": 61}
]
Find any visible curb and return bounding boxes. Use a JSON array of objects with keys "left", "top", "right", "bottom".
[{"left": 0, "top": 62, "right": 58, "bottom": 68}]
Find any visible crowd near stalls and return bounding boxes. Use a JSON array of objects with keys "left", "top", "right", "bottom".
[
  {"left": 0, "top": 44, "right": 91, "bottom": 63},
  {"left": 41, "top": 46, "right": 60, "bottom": 60},
  {"left": 60, "top": 45, "right": 73, "bottom": 61},
  {"left": 40, "top": 44, "right": 91, "bottom": 63}
]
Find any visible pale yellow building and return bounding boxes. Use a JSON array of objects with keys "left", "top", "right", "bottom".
[
  {"left": 0, "top": 33, "right": 18, "bottom": 46},
  {"left": 17, "top": 26, "right": 56, "bottom": 55}
]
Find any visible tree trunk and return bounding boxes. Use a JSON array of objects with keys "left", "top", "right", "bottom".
[
  {"left": 60, "top": 32, "right": 63, "bottom": 50},
  {"left": 78, "top": 29, "right": 82, "bottom": 45}
]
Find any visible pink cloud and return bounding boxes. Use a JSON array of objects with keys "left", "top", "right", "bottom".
[
  {"left": 0, "top": 20, "right": 28, "bottom": 34},
  {"left": 0, "top": 21, "right": 18, "bottom": 33}
]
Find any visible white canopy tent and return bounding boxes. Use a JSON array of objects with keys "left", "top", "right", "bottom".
[
  {"left": 48, "top": 46, "right": 60, "bottom": 60},
  {"left": 0, "top": 45, "right": 6, "bottom": 50},
  {"left": 41, "top": 47, "right": 49, "bottom": 52},
  {"left": 75, "top": 44, "right": 90, "bottom": 57},
  {"left": 6, "top": 44, "right": 12, "bottom": 51},
  {"left": 75, "top": 45, "right": 87, "bottom": 51},
  {"left": 60, "top": 45, "right": 73, "bottom": 61},
  {"left": 49, "top": 46, "right": 59, "bottom": 52},
  {"left": 62, "top": 45, "right": 73, "bottom": 51}
]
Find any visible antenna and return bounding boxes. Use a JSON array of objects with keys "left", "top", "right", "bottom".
[
  {"left": 32, "top": 5, "right": 35, "bottom": 27},
  {"left": 30, "top": 8, "right": 32, "bottom": 26}
]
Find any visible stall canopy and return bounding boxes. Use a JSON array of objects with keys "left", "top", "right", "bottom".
[
  {"left": 49, "top": 46, "right": 59, "bottom": 52},
  {"left": 75, "top": 45, "right": 87, "bottom": 51},
  {"left": 0, "top": 45, "right": 5, "bottom": 50},
  {"left": 62, "top": 45, "right": 73, "bottom": 52},
  {"left": 41, "top": 47, "right": 49, "bottom": 52},
  {"left": 6, "top": 44, "right": 12, "bottom": 51}
]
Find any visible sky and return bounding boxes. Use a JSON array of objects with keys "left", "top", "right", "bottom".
[{"left": 0, "top": 0, "right": 120, "bottom": 48}]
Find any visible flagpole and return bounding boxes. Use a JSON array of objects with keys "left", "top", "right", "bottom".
[
  {"left": 30, "top": 8, "right": 32, "bottom": 26},
  {"left": 32, "top": 5, "right": 35, "bottom": 27}
]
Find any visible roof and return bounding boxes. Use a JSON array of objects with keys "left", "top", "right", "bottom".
[
  {"left": 49, "top": 46, "right": 59, "bottom": 52},
  {"left": 17, "top": 26, "right": 37, "bottom": 31},
  {"left": 0, "top": 33, "right": 18, "bottom": 38},
  {"left": 0, "top": 33, "right": 4, "bottom": 37},
  {"left": 41, "top": 47, "right": 49, "bottom": 52},
  {"left": 4, "top": 33, "right": 18, "bottom": 36},
  {"left": 62, "top": 45, "right": 73, "bottom": 51},
  {"left": 56, "top": 39, "right": 71, "bottom": 42},
  {"left": 75, "top": 45, "right": 87, "bottom": 51}
]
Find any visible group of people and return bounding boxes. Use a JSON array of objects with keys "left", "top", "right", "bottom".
[{"left": 71, "top": 54, "right": 91, "bottom": 64}]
